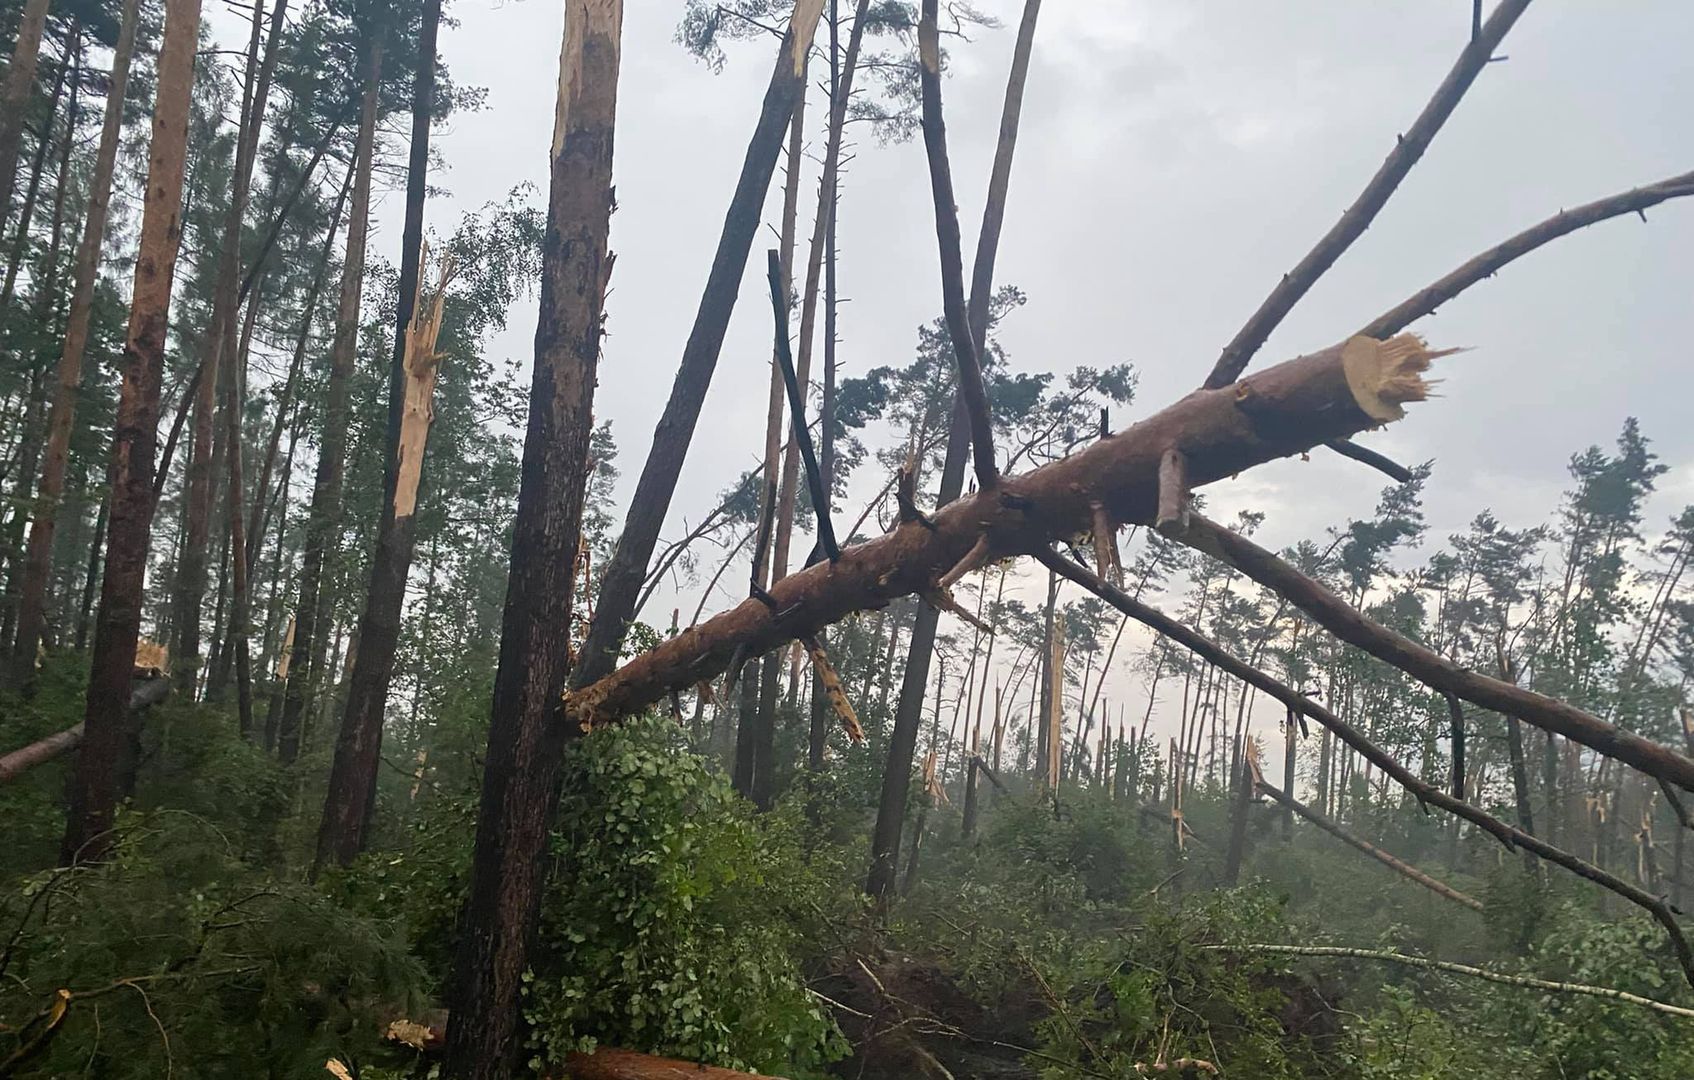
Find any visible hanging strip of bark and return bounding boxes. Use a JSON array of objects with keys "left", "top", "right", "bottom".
[
  {"left": 1255, "top": 776, "right": 1483, "bottom": 911},
  {"left": 805, "top": 633, "right": 863, "bottom": 743},
  {"left": 1173, "top": 512, "right": 1694, "bottom": 793},
  {"left": 570, "top": 0, "right": 827, "bottom": 689},
  {"left": 444, "top": 4, "right": 622, "bottom": 1070},
  {"left": 1202, "top": 0, "right": 1533, "bottom": 389},
  {"left": 568, "top": 335, "right": 1446, "bottom": 725},
  {"left": 61, "top": 0, "right": 202, "bottom": 864},
  {"left": 917, "top": 0, "right": 997, "bottom": 491},
  {"left": 1034, "top": 547, "right": 1694, "bottom": 988},
  {"left": 1203, "top": 944, "right": 1694, "bottom": 1019}
]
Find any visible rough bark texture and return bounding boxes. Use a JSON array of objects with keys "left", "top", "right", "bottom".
[
  {"left": 569, "top": 0, "right": 827, "bottom": 690},
  {"left": 444, "top": 3, "right": 621, "bottom": 1075},
  {"left": 277, "top": 47, "right": 381, "bottom": 765},
  {"left": 571, "top": 336, "right": 1443, "bottom": 727},
  {"left": 61, "top": 0, "right": 202, "bottom": 863},
  {"left": 8, "top": 0, "right": 140, "bottom": 679}
]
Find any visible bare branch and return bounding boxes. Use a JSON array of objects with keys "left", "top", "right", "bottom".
[
  {"left": 765, "top": 249, "right": 839, "bottom": 562},
  {"left": 1034, "top": 547, "right": 1694, "bottom": 987},
  {"left": 1359, "top": 168, "right": 1694, "bottom": 340},
  {"left": 1325, "top": 437, "right": 1415, "bottom": 484},
  {"left": 1175, "top": 512, "right": 1694, "bottom": 793},
  {"left": 1203, "top": 0, "right": 1533, "bottom": 389},
  {"left": 917, "top": 0, "right": 998, "bottom": 490}
]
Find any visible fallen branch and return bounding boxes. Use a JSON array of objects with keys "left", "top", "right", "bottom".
[
  {"left": 1205, "top": 944, "right": 1694, "bottom": 1019},
  {"left": 558, "top": 1047, "right": 787, "bottom": 1080},
  {"left": 1034, "top": 547, "right": 1694, "bottom": 988},
  {"left": 565, "top": 334, "right": 1446, "bottom": 726},
  {"left": 1203, "top": 0, "right": 1533, "bottom": 388},
  {"left": 1255, "top": 777, "right": 1484, "bottom": 912},
  {"left": 1173, "top": 512, "right": 1694, "bottom": 793},
  {"left": 0, "top": 676, "right": 171, "bottom": 784}
]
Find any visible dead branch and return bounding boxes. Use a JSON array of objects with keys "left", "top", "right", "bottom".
[
  {"left": 1359, "top": 168, "right": 1694, "bottom": 340},
  {"left": 917, "top": 0, "right": 998, "bottom": 490},
  {"left": 565, "top": 335, "right": 1447, "bottom": 726},
  {"left": 1035, "top": 547, "right": 1694, "bottom": 988},
  {"left": 1174, "top": 512, "right": 1694, "bottom": 793},
  {"left": 0, "top": 676, "right": 170, "bottom": 784},
  {"left": 1255, "top": 777, "right": 1484, "bottom": 911},
  {"left": 1324, "top": 437, "right": 1415, "bottom": 484},
  {"left": 1203, "top": 0, "right": 1533, "bottom": 388},
  {"left": 1206, "top": 944, "right": 1694, "bottom": 1019}
]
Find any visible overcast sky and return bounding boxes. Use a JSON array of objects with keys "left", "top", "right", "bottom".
[{"left": 242, "top": 2, "right": 1694, "bottom": 752}]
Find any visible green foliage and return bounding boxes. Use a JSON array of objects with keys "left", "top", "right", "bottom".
[
  {"left": 525, "top": 716, "right": 847, "bottom": 1075},
  {"left": 0, "top": 815, "right": 423, "bottom": 1078}
]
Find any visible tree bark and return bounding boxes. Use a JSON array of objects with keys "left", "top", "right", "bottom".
[
  {"left": 0, "top": 0, "right": 53, "bottom": 237},
  {"left": 443, "top": 5, "right": 621, "bottom": 1077},
  {"left": 9, "top": 0, "right": 140, "bottom": 679},
  {"left": 171, "top": 0, "right": 282, "bottom": 679},
  {"left": 60, "top": 0, "right": 202, "bottom": 864},
  {"left": 278, "top": 47, "right": 381, "bottom": 765},
  {"left": 569, "top": 0, "right": 827, "bottom": 690}
]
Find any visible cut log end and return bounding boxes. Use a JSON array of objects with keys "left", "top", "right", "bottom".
[{"left": 1343, "top": 333, "right": 1454, "bottom": 423}]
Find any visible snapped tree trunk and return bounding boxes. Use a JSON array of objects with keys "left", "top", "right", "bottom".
[
  {"left": 443, "top": 5, "right": 621, "bottom": 1077},
  {"left": 8, "top": 0, "right": 141, "bottom": 680},
  {"left": 60, "top": 0, "right": 202, "bottom": 863}
]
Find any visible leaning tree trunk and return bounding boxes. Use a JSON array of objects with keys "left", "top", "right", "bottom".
[
  {"left": 569, "top": 0, "right": 826, "bottom": 692},
  {"left": 444, "top": 7, "right": 622, "bottom": 1074},
  {"left": 170, "top": 0, "right": 283, "bottom": 683},
  {"left": 310, "top": 0, "right": 442, "bottom": 869},
  {"left": 60, "top": 0, "right": 201, "bottom": 864},
  {"left": 865, "top": 0, "right": 1043, "bottom": 900},
  {"left": 9, "top": 0, "right": 140, "bottom": 681},
  {"left": 0, "top": 0, "right": 53, "bottom": 237},
  {"left": 277, "top": 47, "right": 381, "bottom": 765}
]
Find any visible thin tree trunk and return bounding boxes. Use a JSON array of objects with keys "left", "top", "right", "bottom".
[
  {"left": 0, "top": 0, "right": 53, "bottom": 237},
  {"left": 60, "top": 0, "right": 200, "bottom": 864},
  {"left": 570, "top": 0, "right": 827, "bottom": 690},
  {"left": 0, "top": 27, "right": 67, "bottom": 311},
  {"left": 171, "top": 0, "right": 283, "bottom": 678},
  {"left": 9, "top": 0, "right": 138, "bottom": 678},
  {"left": 444, "top": 4, "right": 621, "bottom": 1075},
  {"left": 278, "top": 46, "right": 381, "bottom": 765},
  {"left": 313, "top": 0, "right": 445, "bottom": 867}
]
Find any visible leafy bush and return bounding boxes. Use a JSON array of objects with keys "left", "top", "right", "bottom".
[{"left": 525, "top": 716, "right": 846, "bottom": 1075}]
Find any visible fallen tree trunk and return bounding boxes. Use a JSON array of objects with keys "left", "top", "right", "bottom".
[
  {"left": 567, "top": 334, "right": 1445, "bottom": 726},
  {"left": 557, "top": 1048, "right": 784, "bottom": 1080},
  {"left": 1255, "top": 777, "right": 1484, "bottom": 912},
  {"left": 0, "top": 676, "right": 170, "bottom": 784}
]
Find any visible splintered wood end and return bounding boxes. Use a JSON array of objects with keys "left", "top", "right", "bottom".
[{"left": 1343, "top": 333, "right": 1458, "bottom": 423}]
